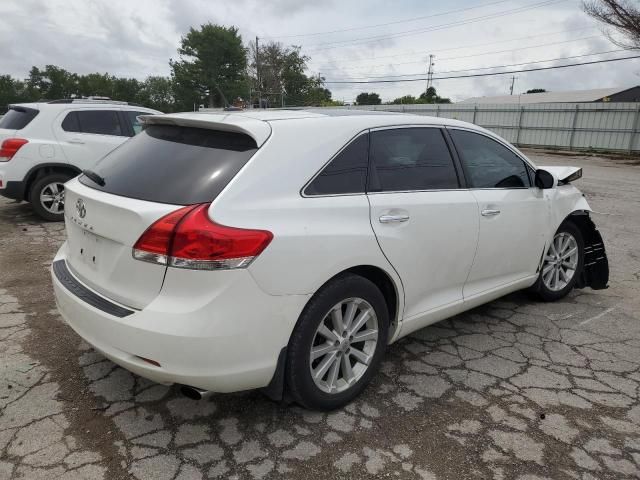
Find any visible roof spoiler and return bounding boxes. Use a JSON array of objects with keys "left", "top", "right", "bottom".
[{"left": 138, "top": 114, "right": 272, "bottom": 147}]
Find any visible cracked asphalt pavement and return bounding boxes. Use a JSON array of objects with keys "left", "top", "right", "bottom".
[{"left": 1, "top": 150, "right": 640, "bottom": 480}]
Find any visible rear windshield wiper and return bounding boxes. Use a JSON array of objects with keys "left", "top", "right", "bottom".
[{"left": 83, "top": 170, "right": 105, "bottom": 187}]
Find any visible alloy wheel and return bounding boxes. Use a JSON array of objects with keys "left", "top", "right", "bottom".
[
  {"left": 542, "top": 231, "right": 579, "bottom": 291},
  {"left": 39, "top": 182, "right": 66, "bottom": 215},
  {"left": 309, "top": 298, "right": 379, "bottom": 394}
]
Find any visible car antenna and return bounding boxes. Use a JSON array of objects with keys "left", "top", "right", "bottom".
[{"left": 209, "top": 79, "right": 238, "bottom": 112}]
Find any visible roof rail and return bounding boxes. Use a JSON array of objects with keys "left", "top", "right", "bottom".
[{"left": 47, "top": 97, "right": 131, "bottom": 105}]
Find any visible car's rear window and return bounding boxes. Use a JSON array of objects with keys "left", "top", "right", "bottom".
[
  {"left": 79, "top": 124, "right": 258, "bottom": 205},
  {"left": 0, "top": 107, "right": 39, "bottom": 130}
]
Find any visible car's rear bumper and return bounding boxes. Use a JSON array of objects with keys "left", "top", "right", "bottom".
[{"left": 51, "top": 243, "right": 310, "bottom": 393}]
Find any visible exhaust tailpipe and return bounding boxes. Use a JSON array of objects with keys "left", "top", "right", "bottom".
[{"left": 180, "top": 385, "right": 214, "bottom": 400}]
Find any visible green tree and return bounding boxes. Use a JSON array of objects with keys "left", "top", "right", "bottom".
[
  {"left": 140, "top": 76, "right": 176, "bottom": 112},
  {"left": 111, "top": 77, "right": 142, "bottom": 103},
  {"left": 77, "top": 73, "right": 114, "bottom": 98},
  {"left": 170, "top": 23, "right": 248, "bottom": 109},
  {"left": 390, "top": 94, "right": 418, "bottom": 104},
  {"left": 0, "top": 75, "right": 30, "bottom": 111},
  {"left": 417, "top": 86, "right": 451, "bottom": 104},
  {"left": 249, "top": 40, "right": 331, "bottom": 107},
  {"left": 526, "top": 88, "right": 547, "bottom": 94},
  {"left": 25, "top": 66, "right": 78, "bottom": 100},
  {"left": 356, "top": 92, "right": 381, "bottom": 105}
]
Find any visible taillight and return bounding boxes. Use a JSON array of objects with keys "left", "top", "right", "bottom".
[
  {"left": 133, "top": 204, "right": 273, "bottom": 270},
  {"left": 0, "top": 138, "right": 28, "bottom": 161}
]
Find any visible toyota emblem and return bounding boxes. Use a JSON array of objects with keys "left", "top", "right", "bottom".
[{"left": 76, "top": 198, "right": 86, "bottom": 218}]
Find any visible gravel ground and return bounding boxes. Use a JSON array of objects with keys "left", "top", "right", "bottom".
[{"left": 1, "top": 149, "right": 639, "bottom": 480}]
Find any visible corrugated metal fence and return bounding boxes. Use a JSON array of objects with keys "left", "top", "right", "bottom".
[{"left": 337, "top": 103, "right": 640, "bottom": 153}]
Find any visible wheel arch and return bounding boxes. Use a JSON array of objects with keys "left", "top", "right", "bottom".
[
  {"left": 261, "top": 264, "right": 403, "bottom": 403},
  {"left": 24, "top": 163, "right": 81, "bottom": 201},
  {"left": 343, "top": 265, "right": 401, "bottom": 341}
]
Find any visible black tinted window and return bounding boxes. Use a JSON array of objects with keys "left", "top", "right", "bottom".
[
  {"left": 61, "top": 112, "right": 80, "bottom": 132},
  {"left": 0, "top": 107, "right": 38, "bottom": 130},
  {"left": 369, "top": 128, "right": 459, "bottom": 191},
  {"left": 79, "top": 125, "right": 258, "bottom": 205},
  {"left": 305, "top": 133, "right": 368, "bottom": 195},
  {"left": 63, "top": 110, "right": 123, "bottom": 136},
  {"left": 450, "top": 130, "right": 531, "bottom": 188}
]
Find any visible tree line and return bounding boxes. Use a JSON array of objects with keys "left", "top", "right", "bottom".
[
  {"left": 0, "top": 24, "right": 339, "bottom": 113},
  {"left": 0, "top": 23, "right": 456, "bottom": 112}
]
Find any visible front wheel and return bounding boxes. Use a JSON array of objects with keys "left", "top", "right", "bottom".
[
  {"left": 531, "top": 221, "right": 584, "bottom": 302},
  {"left": 286, "top": 274, "right": 389, "bottom": 410},
  {"left": 30, "top": 173, "right": 72, "bottom": 221}
]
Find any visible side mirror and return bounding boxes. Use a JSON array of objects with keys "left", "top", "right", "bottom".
[{"left": 535, "top": 169, "right": 554, "bottom": 189}]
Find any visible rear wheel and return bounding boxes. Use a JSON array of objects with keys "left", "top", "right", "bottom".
[
  {"left": 30, "top": 173, "right": 72, "bottom": 221},
  {"left": 286, "top": 274, "right": 389, "bottom": 410},
  {"left": 531, "top": 221, "right": 584, "bottom": 301}
]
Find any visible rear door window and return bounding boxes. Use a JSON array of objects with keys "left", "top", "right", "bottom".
[
  {"left": 369, "top": 127, "right": 460, "bottom": 191},
  {"left": 304, "top": 133, "right": 369, "bottom": 196},
  {"left": 0, "top": 107, "right": 39, "bottom": 130},
  {"left": 79, "top": 125, "right": 258, "bottom": 205},
  {"left": 62, "top": 110, "right": 124, "bottom": 136}
]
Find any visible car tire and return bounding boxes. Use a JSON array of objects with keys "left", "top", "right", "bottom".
[
  {"left": 530, "top": 221, "right": 584, "bottom": 302},
  {"left": 30, "top": 173, "right": 72, "bottom": 222},
  {"left": 286, "top": 273, "right": 389, "bottom": 411}
]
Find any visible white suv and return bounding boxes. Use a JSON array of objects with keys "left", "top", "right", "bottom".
[
  {"left": 0, "top": 99, "right": 160, "bottom": 221},
  {"left": 51, "top": 109, "right": 609, "bottom": 410}
]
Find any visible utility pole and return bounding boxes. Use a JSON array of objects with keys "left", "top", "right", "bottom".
[
  {"left": 426, "top": 54, "right": 435, "bottom": 94},
  {"left": 256, "top": 36, "right": 261, "bottom": 108},
  {"left": 509, "top": 75, "right": 517, "bottom": 95}
]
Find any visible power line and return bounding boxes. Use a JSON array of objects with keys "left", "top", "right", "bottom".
[
  {"left": 303, "top": 0, "right": 566, "bottom": 51},
  {"left": 322, "top": 55, "right": 640, "bottom": 84},
  {"left": 315, "top": 34, "right": 606, "bottom": 74},
  {"left": 261, "top": 0, "right": 513, "bottom": 39},
  {"left": 307, "top": 25, "right": 597, "bottom": 65},
  {"left": 325, "top": 48, "right": 628, "bottom": 80}
]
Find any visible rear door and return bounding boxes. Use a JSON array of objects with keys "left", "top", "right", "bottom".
[
  {"left": 448, "top": 128, "right": 549, "bottom": 298},
  {"left": 367, "top": 126, "right": 479, "bottom": 326},
  {"left": 55, "top": 109, "right": 128, "bottom": 169},
  {"left": 63, "top": 124, "right": 259, "bottom": 309}
]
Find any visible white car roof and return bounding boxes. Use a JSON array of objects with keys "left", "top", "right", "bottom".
[{"left": 141, "top": 109, "right": 487, "bottom": 148}]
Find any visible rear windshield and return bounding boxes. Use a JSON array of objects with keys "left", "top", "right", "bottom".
[
  {"left": 79, "top": 125, "right": 258, "bottom": 205},
  {"left": 0, "top": 107, "right": 39, "bottom": 130}
]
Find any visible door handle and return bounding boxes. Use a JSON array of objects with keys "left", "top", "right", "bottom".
[
  {"left": 69, "top": 138, "right": 85, "bottom": 145},
  {"left": 379, "top": 214, "right": 410, "bottom": 223},
  {"left": 481, "top": 209, "right": 501, "bottom": 217}
]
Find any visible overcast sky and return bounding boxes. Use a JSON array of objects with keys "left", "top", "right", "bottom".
[{"left": 1, "top": 0, "right": 638, "bottom": 103}]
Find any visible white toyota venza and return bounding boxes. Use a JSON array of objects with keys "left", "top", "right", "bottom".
[{"left": 51, "top": 110, "right": 609, "bottom": 410}]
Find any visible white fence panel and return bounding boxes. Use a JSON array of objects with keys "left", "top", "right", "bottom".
[{"left": 335, "top": 102, "right": 640, "bottom": 153}]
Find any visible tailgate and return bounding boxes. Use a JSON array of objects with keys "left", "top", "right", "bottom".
[{"left": 63, "top": 178, "right": 181, "bottom": 309}]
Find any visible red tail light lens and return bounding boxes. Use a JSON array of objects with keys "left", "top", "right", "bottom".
[
  {"left": 0, "top": 138, "right": 28, "bottom": 161},
  {"left": 132, "top": 204, "right": 273, "bottom": 270},
  {"left": 132, "top": 205, "right": 197, "bottom": 265}
]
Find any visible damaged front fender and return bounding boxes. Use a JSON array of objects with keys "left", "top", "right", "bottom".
[{"left": 571, "top": 213, "right": 609, "bottom": 290}]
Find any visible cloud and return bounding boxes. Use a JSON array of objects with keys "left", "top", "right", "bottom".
[{"left": 0, "top": 0, "right": 637, "bottom": 103}]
